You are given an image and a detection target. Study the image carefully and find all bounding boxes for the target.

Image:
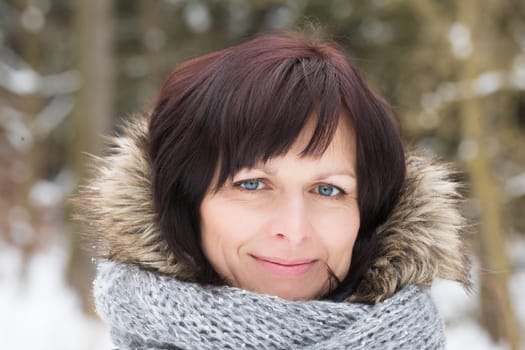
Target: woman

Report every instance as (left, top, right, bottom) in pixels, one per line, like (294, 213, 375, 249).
(77, 31, 471, 349)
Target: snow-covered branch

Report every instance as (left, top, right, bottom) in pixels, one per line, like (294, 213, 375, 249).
(417, 55, 525, 130)
(0, 61, 82, 96)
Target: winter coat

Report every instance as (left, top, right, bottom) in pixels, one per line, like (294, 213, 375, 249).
(75, 114, 472, 348)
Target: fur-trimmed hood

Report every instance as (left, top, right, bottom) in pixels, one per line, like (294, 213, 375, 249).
(75, 114, 471, 304)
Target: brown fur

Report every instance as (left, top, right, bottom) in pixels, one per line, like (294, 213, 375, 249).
(72, 114, 471, 303)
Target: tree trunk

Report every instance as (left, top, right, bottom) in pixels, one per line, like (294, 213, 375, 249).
(456, 1, 520, 348)
(141, 0, 163, 98)
(14, 0, 42, 278)
(67, 0, 115, 317)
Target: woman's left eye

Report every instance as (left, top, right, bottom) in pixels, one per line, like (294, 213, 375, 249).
(314, 184, 342, 197)
(237, 179, 265, 191)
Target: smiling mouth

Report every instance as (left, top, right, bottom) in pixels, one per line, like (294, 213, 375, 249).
(251, 255, 317, 276)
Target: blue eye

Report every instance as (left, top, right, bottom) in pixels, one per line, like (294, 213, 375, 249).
(315, 184, 341, 197)
(239, 179, 264, 191)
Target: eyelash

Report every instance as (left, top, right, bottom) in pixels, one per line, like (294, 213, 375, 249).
(232, 179, 347, 198)
(233, 178, 267, 192)
(313, 184, 346, 198)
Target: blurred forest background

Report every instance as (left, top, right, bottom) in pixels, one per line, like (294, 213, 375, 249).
(1, 0, 525, 349)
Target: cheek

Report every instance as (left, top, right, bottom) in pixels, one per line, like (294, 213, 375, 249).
(201, 199, 266, 244)
(200, 196, 267, 274)
(201, 198, 239, 254)
(313, 207, 360, 276)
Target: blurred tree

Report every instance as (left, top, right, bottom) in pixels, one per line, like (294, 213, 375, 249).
(12, 0, 42, 273)
(71, 0, 525, 339)
(0, 0, 54, 278)
(66, 0, 115, 316)
(1, 0, 524, 345)
(455, 0, 519, 348)
(141, 0, 163, 102)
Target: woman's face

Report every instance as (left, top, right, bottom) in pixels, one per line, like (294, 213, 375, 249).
(200, 118, 360, 300)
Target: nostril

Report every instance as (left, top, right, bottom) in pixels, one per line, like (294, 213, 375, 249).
(275, 232, 286, 238)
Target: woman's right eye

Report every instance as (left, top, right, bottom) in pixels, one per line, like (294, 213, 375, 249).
(236, 179, 265, 191)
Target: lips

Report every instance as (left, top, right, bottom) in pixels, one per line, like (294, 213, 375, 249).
(251, 255, 317, 276)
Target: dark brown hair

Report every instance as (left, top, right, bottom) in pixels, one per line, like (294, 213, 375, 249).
(148, 31, 406, 297)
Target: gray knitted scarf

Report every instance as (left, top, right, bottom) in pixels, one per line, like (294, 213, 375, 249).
(94, 261, 445, 350)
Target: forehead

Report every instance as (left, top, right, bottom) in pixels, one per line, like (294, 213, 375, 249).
(291, 113, 355, 158)
(248, 115, 356, 175)
(211, 55, 351, 188)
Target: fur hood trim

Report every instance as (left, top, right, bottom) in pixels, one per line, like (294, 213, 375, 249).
(74, 114, 471, 304)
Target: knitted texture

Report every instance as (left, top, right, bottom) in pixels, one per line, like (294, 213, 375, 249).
(94, 261, 445, 350)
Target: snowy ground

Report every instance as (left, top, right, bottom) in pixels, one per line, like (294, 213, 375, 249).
(0, 235, 524, 350)
(0, 238, 112, 350)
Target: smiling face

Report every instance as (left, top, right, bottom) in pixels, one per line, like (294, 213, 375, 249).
(200, 117, 360, 300)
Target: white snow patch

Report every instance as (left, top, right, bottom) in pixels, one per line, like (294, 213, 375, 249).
(0, 239, 113, 350)
(506, 171, 525, 198)
(0, 62, 81, 96)
(29, 179, 64, 209)
(183, 2, 211, 33)
(0, 62, 40, 94)
(21, 5, 46, 33)
(472, 71, 503, 96)
(448, 23, 473, 59)
(431, 279, 476, 322)
(31, 95, 75, 139)
(509, 271, 525, 329)
(445, 320, 508, 350)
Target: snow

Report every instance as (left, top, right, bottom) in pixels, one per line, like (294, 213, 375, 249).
(430, 269, 525, 350)
(431, 278, 506, 349)
(29, 180, 64, 209)
(417, 65, 525, 131)
(0, 235, 523, 349)
(448, 23, 473, 59)
(510, 272, 525, 329)
(39, 70, 82, 96)
(0, 106, 34, 151)
(0, 61, 81, 96)
(506, 172, 525, 198)
(183, 2, 211, 33)
(20, 5, 46, 33)
(430, 279, 477, 322)
(30, 95, 75, 139)
(511, 55, 525, 90)
(0, 239, 112, 350)
(472, 71, 504, 96)
(0, 62, 39, 95)
(445, 320, 508, 350)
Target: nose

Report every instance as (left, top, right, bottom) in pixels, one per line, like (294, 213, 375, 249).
(269, 195, 313, 245)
